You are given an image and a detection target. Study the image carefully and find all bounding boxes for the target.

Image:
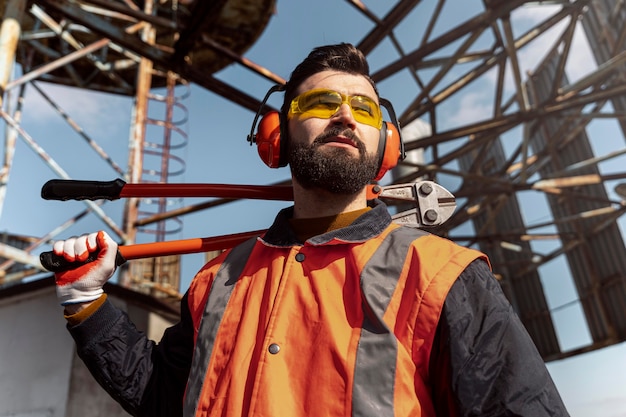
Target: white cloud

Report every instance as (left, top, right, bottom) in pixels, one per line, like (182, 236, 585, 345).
(565, 25, 596, 82)
(448, 91, 493, 127)
(512, 4, 561, 22)
(20, 83, 132, 137)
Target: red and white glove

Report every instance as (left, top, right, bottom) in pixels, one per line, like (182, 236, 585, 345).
(53, 230, 118, 306)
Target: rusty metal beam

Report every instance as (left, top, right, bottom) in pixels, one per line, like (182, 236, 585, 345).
(39, 0, 269, 113)
(370, 0, 534, 82)
(356, 0, 422, 55)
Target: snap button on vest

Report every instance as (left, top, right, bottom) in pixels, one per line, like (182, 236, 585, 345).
(268, 343, 280, 354)
(295, 253, 305, 262)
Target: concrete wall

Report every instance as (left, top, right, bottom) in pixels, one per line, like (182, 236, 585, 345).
(0, 279, 179, 417)
(0, 285, 73, 417)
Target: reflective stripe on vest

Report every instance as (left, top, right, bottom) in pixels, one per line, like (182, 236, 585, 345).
(183, 237, 257, 417)
(353, 226, 427, 417)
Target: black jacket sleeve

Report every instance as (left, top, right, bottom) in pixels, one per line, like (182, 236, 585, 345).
(68, 293, 194, 417)
(430, 259, 570, 417)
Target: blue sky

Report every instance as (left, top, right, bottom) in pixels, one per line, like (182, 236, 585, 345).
(2, 1, 625, 416)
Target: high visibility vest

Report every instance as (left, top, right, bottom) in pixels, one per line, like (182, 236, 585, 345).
(184, 223, 486, 417)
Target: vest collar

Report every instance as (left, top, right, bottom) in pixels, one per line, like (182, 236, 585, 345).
(260, 199, 392, 247)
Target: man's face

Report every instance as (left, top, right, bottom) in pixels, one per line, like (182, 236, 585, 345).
(287, 71, 381, 194)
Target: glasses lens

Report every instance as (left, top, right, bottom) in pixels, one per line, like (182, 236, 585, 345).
(296, 90, 342, 117)
(290, 89, 382, 129)
(349, 96, 381, 127)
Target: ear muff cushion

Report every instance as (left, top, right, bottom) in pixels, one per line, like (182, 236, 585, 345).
(256, 111, 283, 168)
(374, 121, 401, 181)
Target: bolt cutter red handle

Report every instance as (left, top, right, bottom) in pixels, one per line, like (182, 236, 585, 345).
(39, 229, 264, 272)
(41, 178, 295, 201)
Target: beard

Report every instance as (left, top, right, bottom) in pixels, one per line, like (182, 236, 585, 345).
(287, 128, 379, 194)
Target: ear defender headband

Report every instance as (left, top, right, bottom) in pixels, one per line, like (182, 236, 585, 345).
(247, 85, 406, 181)
(247, 84, 288, 169)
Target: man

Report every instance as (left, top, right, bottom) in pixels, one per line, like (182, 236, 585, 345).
(52, 43, 569, 416)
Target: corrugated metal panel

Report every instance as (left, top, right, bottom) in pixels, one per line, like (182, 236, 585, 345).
(527, 49, 626, 344)
(128, 255, 182, 301)
(459, 141, 561, 358)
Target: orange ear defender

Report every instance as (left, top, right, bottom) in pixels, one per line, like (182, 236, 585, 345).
(255, 110, 285, 168)
(374, 97, 406, 181)
(247, 85, 289, 168)
(248, 86, 406, 178)
(374, 122, 400, 181)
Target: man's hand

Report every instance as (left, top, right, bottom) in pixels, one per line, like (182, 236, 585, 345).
(53, 230, 118, 306)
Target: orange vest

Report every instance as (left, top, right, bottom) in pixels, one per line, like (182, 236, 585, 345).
(184, 222, 486, 416)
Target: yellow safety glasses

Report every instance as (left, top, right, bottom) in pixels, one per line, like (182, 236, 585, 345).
(288, 88, 383, 129)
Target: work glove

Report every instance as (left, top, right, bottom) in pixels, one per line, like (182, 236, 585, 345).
(53, 230, 118, 306)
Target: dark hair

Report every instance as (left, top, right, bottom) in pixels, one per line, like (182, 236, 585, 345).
(280, 43, 378, 117)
